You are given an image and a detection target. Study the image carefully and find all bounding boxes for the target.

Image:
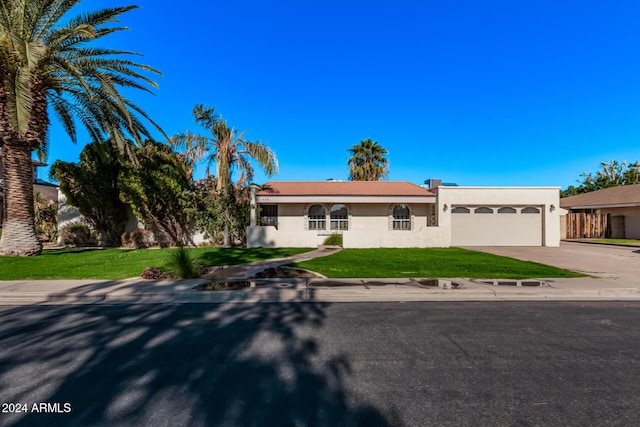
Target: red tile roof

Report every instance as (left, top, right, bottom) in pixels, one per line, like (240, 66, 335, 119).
(560, 184, 640, 208)
(257, 181, 435, 197)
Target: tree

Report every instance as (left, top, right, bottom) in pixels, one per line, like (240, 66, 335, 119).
(0, 1, 161, 256)
(192, 178, 250, 246)
(170, 105, 278, 246)
(561, 160, 640, 197)
(50, 142, 129, 247)
(347, 139, 389, 181)
(118, 141, 195, 246)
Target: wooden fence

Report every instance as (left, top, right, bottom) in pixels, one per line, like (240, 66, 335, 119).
(565, 213, 608, 239)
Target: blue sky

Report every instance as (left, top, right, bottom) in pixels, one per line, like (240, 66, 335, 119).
(44, 0, 640, 188)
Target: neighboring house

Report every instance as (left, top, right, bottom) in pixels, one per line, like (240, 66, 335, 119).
(560, 184, 640, 239)
(247, 181, 560, 248)
(0, 160, 58, 227)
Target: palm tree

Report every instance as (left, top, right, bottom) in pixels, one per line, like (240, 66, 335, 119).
(0, 1, 162, 256)
(347, 139, 389, 181)
(171, 104, 278, 246)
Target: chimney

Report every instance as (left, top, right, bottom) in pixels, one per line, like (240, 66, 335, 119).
(424, 178, 442, 189)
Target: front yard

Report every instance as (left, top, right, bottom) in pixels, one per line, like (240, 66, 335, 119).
(293, 248, 584, 279)
(0, 247, 584, 280)
(0, 247, 311, 280)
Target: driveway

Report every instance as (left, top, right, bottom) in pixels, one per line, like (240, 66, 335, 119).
(469, 242, 640, 285)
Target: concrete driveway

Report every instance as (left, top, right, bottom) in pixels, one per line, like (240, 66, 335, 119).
(469, 242, 640, 285)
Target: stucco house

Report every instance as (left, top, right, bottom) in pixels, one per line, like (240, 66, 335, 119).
(247, 181, 560, 248)
(560, 184, 640, 239)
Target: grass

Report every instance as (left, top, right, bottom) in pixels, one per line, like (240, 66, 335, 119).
(0, 247, 312, 280)
(293, 248, 585, 279)
(576, 238, 640, 247)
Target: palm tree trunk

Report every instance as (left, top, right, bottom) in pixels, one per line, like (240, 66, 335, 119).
(0, 143, 42, 256)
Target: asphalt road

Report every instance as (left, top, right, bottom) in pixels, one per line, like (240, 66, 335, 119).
(1, 301, 640, 427)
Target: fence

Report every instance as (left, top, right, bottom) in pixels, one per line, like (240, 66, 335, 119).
(565, 213, 608, 239)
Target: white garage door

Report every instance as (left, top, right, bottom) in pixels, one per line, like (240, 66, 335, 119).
(451, 206, 542, 246)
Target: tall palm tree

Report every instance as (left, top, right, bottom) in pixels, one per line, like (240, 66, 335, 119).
(171, 104, 278, 246)
(0, 1, 162, 256)
(347, 138, 389, 181)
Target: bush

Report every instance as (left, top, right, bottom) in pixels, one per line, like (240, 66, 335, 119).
(61, 224, 96, 247)
(121, 229, 157, 248)
(140, 266, 168, 280)
(323, 233, 343, 246)
(168, 246, 200, 279)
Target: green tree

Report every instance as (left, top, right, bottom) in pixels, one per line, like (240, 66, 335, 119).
(561, 160, 640, 197)
(170, 104, 278, 246)
(118, 141, 195, 246)
(347, 139, 389, 181)
(50, 142, 129, 247)
(192, 178, 250, 245)
(0, 1, 161, 256)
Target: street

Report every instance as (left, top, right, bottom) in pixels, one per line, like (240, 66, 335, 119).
(1, 301, 640, 426)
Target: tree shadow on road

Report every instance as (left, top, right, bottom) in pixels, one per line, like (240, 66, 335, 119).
(0, 298, 398, 426)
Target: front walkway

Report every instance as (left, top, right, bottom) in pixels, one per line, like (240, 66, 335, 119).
(203, 246, 342, 281)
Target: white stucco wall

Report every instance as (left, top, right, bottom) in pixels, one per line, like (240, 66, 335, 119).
(437, 186, 561, 247)
(600, 206, 640, 239)
(247, 202, 442, 248)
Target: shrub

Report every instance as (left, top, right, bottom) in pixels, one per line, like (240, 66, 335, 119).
(121, 229, 157, 248)
(168, 246, 200, 279)
(323, 233, 343, 246)
(140, 266, 167, 280)
(61, 224, 96, 247)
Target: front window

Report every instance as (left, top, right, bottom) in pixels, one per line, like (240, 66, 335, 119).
(392, 204, 411, 230)
(330, 204, 348, 230)
(308, 204, 326, 230)
(259, 204, 278, 228)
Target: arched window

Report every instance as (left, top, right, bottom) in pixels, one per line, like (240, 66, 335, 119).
(392, 204, 411, 230)
(521, 207, 540, 214)
(474, 207, 494, 214)
(498, 207, 517, 214)
(308, 204, 326, 230)
(451, 207, 470, 214)
(330, 204, 348, 230)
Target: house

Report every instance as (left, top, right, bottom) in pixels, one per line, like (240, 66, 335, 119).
(560, 184, 640, 239)
(0, 159, 58, 227)
(247, 181, 560, 248)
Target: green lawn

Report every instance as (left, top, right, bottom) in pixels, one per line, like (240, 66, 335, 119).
(293, 248, 584, 279)
(0, 247, 312, 280)
(576, 239, 640, 247)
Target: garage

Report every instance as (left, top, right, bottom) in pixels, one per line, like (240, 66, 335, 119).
(450, 206, 543, 246)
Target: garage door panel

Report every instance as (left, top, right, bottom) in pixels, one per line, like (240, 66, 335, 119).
(451, 206, 542, 246)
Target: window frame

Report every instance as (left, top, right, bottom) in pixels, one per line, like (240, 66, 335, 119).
(330, 204, 349, 231)
(259, 204, 278, 228)
(308, 204, 326, 230)
(521, 206, 541, 214)
(451, 206, 470, 214)
(392, 204, 411, 231)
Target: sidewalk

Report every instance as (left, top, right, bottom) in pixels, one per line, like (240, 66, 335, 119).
(1, 275, 639, 305)
(2, 244, 640, 305)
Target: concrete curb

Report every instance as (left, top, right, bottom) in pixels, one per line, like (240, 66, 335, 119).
(2, 276, 640, 305)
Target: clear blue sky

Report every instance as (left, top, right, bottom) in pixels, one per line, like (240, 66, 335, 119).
(44, 0, 640, 188)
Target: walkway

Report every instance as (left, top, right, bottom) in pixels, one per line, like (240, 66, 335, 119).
(203, 246, 341, 280)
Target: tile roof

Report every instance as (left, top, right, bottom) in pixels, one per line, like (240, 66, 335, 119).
(257, 181, 435, 197)
(560, 184, 640, 208)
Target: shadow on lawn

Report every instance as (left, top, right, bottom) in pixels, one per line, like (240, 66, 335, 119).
(198, 247, 310, 267)
(0, 296, 397, 426)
